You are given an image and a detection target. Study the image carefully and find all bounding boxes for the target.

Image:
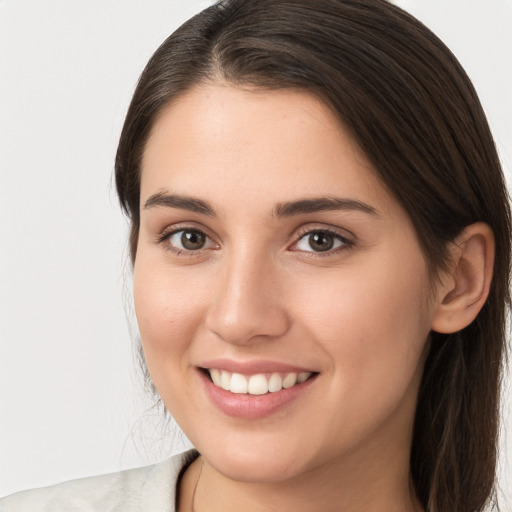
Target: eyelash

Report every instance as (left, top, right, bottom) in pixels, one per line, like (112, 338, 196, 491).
(291, 227, 355, 258)
(156, 226, 354, 257)
(156, 227, 218, 257)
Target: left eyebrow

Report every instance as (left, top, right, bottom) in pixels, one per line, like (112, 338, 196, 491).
(273, 197, 379, 217)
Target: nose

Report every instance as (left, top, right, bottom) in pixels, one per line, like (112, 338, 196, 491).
(204, 250, 290, 345)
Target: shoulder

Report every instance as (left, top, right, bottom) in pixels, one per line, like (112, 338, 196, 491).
(0, 450, 198, 512)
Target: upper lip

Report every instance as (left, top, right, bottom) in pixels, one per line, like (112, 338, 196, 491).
(198, 358, 317, 375)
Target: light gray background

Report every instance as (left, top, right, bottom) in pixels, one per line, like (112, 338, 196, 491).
(1, 0, 511, 505)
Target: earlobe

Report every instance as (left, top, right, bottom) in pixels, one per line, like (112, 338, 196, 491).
(431, 222, 495, 334)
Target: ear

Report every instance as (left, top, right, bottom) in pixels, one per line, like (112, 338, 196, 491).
(431, 222, 495, 334)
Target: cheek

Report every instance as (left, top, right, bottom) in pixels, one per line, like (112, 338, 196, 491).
(296, 252, 432, 389)
(287, 256, 432, 451)
(133, 258, 209, 372)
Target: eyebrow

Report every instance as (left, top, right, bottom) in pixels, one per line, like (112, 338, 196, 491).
(143, 191, 378, 218)
(273, 197, 379, 217)
(144, 191, 216, 217)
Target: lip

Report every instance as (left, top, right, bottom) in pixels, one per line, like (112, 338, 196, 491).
(198, 358, 316, 375)
(198, 366, 318, 420)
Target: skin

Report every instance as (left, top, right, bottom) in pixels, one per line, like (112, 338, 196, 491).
(133, 83, 445, 511)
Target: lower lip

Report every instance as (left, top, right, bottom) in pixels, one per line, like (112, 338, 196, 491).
(199, 370, 317, 419)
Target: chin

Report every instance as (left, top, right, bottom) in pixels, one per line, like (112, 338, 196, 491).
(207, 450, 306, 484)
(192, 429, 321, 484)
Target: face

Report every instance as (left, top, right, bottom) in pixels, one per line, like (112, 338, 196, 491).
(134, 83, 440, 483)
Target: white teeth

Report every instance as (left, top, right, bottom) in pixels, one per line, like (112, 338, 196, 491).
(297, 371, 310, 384)
(230, 373, 248, 394)
(221, 371, 231, 391)
(248, 374, 269, 395)
(208, 369, 313, 395)
(268, 373, 283, 392)
(210, 369, 221, 387)
(282, 373, 297, 388)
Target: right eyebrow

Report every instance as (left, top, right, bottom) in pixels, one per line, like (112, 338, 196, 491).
(143, 191, 216, 217)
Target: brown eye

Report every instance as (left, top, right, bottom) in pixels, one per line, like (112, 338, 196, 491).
(294, 229, 350, 254)
(180, 230, 206, 250)
(307, 232, 334, 252)
(165, 229, 215, 252)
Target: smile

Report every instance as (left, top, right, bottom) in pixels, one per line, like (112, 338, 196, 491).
(200, 367, 319, 419)
(207, 369, 313, 395)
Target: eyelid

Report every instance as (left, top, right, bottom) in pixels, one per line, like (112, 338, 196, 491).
(289, 224, 355, 255)
(154, 222, 354, 257)
(156, 223, 219, 255)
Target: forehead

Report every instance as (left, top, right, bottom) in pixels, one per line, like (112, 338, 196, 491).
(140, 83, 397, 216)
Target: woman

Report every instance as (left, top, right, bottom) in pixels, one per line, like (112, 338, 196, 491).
(2, 0, 509, 511)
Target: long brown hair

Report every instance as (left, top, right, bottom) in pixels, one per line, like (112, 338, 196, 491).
(115, 1, 511, 510)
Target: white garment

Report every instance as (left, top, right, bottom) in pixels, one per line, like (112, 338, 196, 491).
(0, 450, 198, 512)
